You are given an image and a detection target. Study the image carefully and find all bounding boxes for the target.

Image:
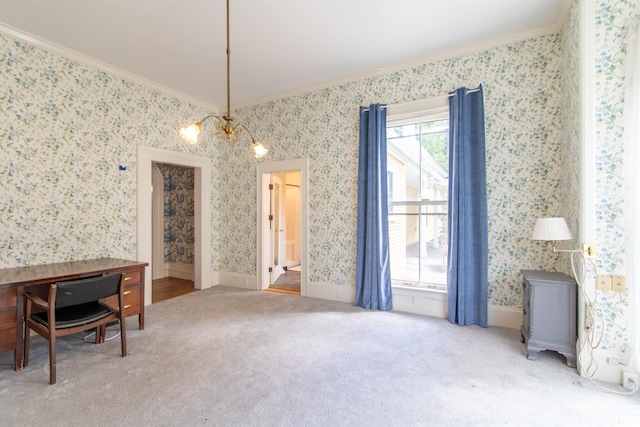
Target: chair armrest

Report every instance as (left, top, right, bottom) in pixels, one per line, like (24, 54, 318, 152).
(24, 292, 49, 309)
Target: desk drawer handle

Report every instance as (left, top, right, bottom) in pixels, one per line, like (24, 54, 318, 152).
(124, 276, 132, 281)
(124, 304, 131, 309)
(124, 291, 132, 295)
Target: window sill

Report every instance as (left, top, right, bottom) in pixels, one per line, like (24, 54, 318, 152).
(392, 284, 446, 296)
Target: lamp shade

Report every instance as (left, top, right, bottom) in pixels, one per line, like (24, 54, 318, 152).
(532, 217, 572, 241)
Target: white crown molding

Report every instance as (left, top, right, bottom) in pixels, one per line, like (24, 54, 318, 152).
(236, 19, 567, 110)
(0, 22, 219, 113)
(2, 1, 571, 113)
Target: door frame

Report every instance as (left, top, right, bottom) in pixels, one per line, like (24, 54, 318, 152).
(151, 163, 165, 280)
(257, 158, 308, 295)
(137, 145, 212, 305)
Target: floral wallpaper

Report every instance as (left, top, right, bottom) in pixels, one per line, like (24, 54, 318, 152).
(592, 0, 639, 353)
(0, 0, 634, 360)
(1, 11, 570, 310)
(0, 33, 219, 269)
(157, 163, 195, 265)
(224, 35, 570, 306)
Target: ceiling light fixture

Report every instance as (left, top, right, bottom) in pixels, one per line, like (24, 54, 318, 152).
(179, 0, 268, 158)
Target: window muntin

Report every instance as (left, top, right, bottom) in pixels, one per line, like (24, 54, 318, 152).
(387, 113, 449, 290)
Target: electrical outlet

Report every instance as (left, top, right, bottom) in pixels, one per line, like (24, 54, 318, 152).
(612, 276, 627, 292)
(596, 275, 611, 291)
(622, 371, 638, 391)
(607, 356, 621, 366)
(582, 243, 597, 258)
(336, 289, 342, 299)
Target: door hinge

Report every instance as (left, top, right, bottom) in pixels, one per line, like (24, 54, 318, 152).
(268, 214, 273, 221)
(268, 267, 273, 273)
(269, 184, 274, 190)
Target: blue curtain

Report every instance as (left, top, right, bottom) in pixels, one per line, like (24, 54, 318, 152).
(355, 104, 393, 311)
(447, 86, 488, 327)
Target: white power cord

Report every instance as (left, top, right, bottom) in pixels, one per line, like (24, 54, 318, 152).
(82, 324, 121, 342)
(570, 251, 638, 395)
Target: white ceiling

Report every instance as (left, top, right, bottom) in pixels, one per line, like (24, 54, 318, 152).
(0, 0, 569, 110)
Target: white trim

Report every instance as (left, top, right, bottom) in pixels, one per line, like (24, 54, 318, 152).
(392, 287, 447, 318)
(387, 96, 450, 125)
(151, 164, 165, 280)
(487, 304, 523, 329)
(1, 10, 570, 112)
(580, 1, 596, 256)
(578, 0, 598, 378)
(164, 262, 195, 281)
(301, 281, 522, 328)
(217, 272, 255, 289)
(137, 145, 212, 306)
(0, 23, 218, 111)
(307, 282, 356, 302)
(257, 159, 309, 295)
(582, 350, 630, 384)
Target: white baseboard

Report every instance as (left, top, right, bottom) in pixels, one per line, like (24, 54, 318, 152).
(487, 304, 522, 329)
(307, 281, 355, 302)
(215, 272, 521, 330)
(217, 271, 257, 290)
(164, 262, 194, 281)
(578, 347, 632, 385)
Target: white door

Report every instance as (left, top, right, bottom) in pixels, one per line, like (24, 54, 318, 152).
(270, 175, 287, 284)
(257, 158, 308, 295)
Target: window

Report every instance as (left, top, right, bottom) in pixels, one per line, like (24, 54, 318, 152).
(387, 107, 449, 291)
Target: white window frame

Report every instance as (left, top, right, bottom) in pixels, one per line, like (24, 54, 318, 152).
(386, 97, 449, 293)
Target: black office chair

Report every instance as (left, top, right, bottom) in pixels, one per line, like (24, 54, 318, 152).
(23, 273, 127, 384)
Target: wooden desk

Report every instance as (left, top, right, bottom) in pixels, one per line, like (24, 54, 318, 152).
(0, 258, 148, 371)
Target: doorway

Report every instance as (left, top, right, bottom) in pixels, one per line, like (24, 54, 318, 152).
(137, 145, 213, 306)
(268, 172, 301, 294)
(151, 162, 197, 303)
(257, 159, 308, 296)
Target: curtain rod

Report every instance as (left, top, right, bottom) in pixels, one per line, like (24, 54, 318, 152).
(361, 105, 387, 112)
(362, 85, 482, 111)
(448, 86, 481, 97)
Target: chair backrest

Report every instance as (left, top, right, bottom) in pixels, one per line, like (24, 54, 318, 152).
(55, 274, 122, 309)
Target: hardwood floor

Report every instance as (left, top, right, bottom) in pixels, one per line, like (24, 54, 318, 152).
(152, 277, 196, 303)
(153, 273, 301, 301)
(268, 270, 301, 295)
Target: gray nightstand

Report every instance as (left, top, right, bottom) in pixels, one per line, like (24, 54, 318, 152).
(520, 270, 577, 368)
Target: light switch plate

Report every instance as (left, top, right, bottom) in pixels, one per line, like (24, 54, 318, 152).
(596, 275, 611, 291)
(612, 276, 627, 292)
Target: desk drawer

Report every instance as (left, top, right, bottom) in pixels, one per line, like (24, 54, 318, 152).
(0, 308, 17, 330)
(0, 328, 17, 353)
(0, 288, 17, 310)
(104, 286, 141, 317)
(121, 270, 141, 285)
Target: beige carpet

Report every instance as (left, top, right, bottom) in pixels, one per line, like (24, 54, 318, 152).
(1, 285, 638, 426)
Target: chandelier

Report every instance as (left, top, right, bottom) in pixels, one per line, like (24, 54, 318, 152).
(179, 0, 268, 158)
